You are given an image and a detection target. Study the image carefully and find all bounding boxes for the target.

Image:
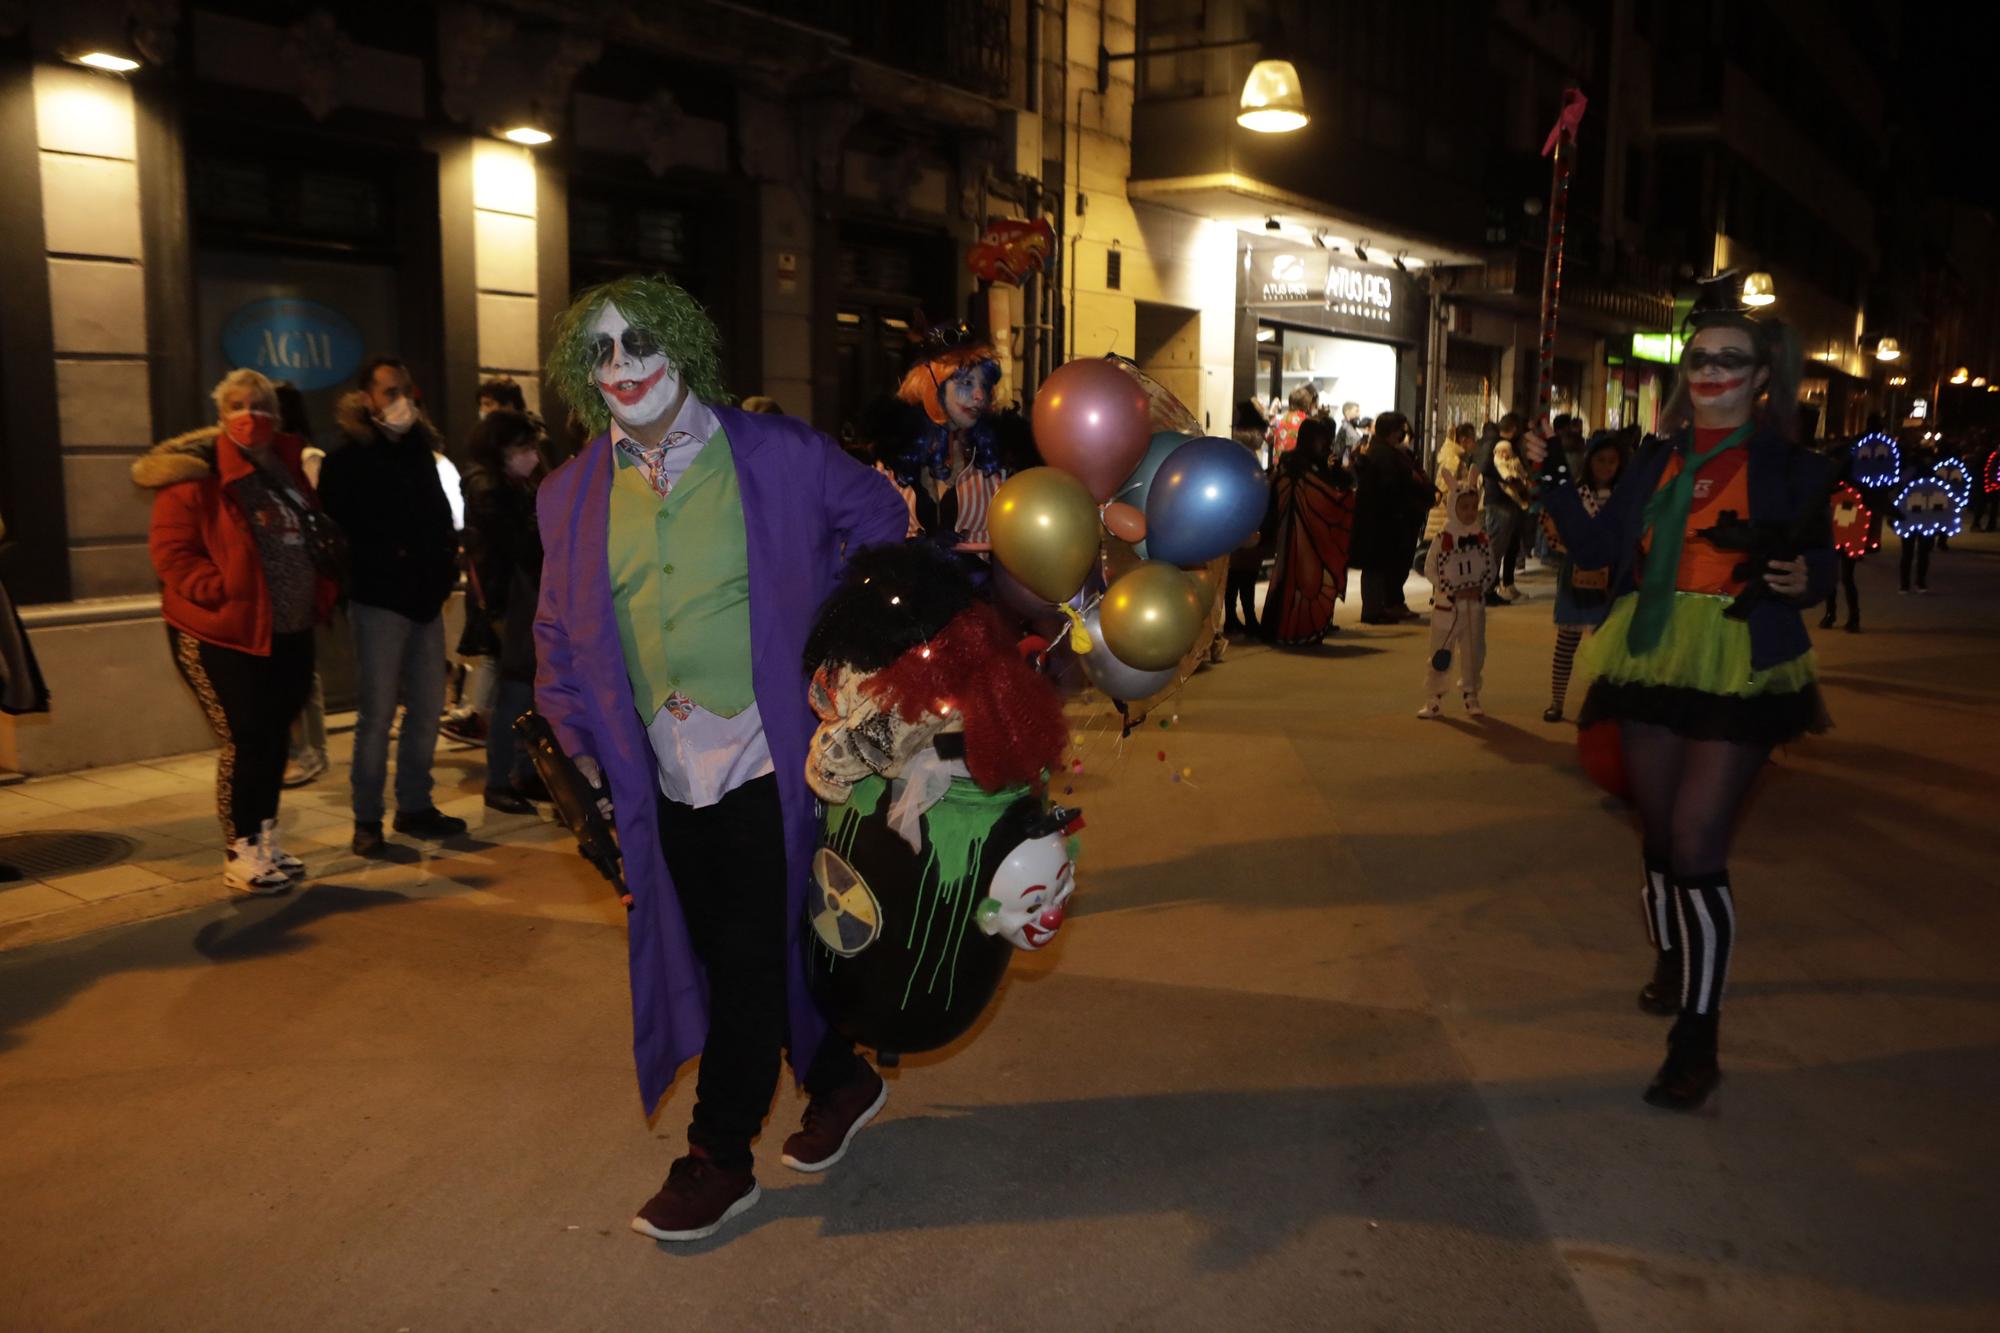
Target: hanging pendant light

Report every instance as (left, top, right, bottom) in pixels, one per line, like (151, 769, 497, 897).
(1238, 60, 1309, 133)
(1741, 271, 1776, 307)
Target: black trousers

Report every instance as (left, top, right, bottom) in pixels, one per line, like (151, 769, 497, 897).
(1223, 567, 1258, 630)
(1359, 566, 1400, 620)
(168, 626, 314, 843)
(1898, 533, 1933, 589)
(1824, 554, 1860, 622)
(658, 774, 860, 1168)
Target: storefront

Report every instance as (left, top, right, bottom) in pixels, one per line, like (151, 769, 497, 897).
(1234, 236, 1424, 424)
(1609, 330, 1688, 435)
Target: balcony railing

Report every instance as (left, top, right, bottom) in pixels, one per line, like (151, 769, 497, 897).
(743, 0, 1011, 100)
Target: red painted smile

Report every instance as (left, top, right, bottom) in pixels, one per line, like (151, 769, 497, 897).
(1690, 376, 1747, 399)
(598, 363, 666, 407)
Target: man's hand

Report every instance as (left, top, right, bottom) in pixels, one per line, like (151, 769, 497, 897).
(1764, 555, 1809, 598)
(1521, 430, 1549, 469)
(574, 755, 614, 821)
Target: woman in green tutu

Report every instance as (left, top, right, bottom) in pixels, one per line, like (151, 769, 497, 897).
(1527, 286, 1833, 1112)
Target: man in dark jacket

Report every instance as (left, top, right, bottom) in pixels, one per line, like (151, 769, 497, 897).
(318, 356, 467, 855)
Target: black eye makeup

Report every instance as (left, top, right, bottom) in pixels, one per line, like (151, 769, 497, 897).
(592, 328, 664, 368)
(1685, 349, 1755, 372)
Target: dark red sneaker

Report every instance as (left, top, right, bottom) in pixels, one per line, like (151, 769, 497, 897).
(630, 1150, 760, 1242)
(781, 1063, 887, 1173)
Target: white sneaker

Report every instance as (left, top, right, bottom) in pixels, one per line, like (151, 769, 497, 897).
(225, 835, 293, 895)
(259, 818, 307, 881)
(1417, 696, 1442, 719)
(282, 749, 328, 788)
(1463, 693, 1486, 717)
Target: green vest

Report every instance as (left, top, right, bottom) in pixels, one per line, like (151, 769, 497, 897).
(607, 427, 756, 719)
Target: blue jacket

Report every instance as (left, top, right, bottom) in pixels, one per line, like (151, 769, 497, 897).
(1541, 424, 1835, 672)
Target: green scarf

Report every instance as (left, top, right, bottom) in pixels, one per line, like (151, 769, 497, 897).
(1626, 422, 1752, 655)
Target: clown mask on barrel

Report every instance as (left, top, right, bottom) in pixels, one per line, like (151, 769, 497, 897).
(801, 542, 1079, 1058)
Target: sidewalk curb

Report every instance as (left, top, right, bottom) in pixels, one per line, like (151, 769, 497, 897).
(0, 875, 232, 953)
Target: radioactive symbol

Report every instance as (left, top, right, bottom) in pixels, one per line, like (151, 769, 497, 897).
(810, 847, 883, 957)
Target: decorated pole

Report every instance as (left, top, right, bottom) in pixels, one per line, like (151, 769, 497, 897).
(1533, 88, 1589, 439)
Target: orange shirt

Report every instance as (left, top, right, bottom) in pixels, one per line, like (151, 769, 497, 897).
(1640, 431, 1753, 595)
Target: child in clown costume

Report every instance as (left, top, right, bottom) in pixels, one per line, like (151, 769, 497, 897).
(1417, 471, 1495, 719)
(532, 274, 909, 1243)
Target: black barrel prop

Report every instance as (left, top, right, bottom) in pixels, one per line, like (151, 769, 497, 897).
(805, 774, 1079, 1060)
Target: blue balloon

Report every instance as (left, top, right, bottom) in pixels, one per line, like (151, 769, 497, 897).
(1143, 437, 1267, 566)
(1112, 431, 1193, 556)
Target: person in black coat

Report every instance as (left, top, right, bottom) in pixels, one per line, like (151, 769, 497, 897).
(317, 356, 465, 854)
(1350, 411, 1430, 623)
(459, 410, 549, 813)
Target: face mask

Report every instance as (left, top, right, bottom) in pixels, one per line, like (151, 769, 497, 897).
(505, 447, 540, 479)
(224, 410, 276, 450)
(377, 395, 417, 437)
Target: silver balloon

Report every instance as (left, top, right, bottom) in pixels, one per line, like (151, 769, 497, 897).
(1077, 604, 1178, 701)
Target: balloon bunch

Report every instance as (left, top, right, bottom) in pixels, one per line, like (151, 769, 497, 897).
(989, 358, 1265, 706)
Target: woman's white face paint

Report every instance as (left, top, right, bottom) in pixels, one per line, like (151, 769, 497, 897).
(592, 302, 684, 436)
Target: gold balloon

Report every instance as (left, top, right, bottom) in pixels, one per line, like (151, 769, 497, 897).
(990, 467, 1101, 604)
(1099, 561, 1205, 670)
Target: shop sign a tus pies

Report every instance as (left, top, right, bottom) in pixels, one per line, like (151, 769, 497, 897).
(1260, 254, 1395, 322)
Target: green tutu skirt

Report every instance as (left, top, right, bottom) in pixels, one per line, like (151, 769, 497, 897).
(1577, 592, 1828, 745)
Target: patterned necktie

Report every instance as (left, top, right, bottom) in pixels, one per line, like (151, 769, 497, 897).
(618, 430, 702, 500)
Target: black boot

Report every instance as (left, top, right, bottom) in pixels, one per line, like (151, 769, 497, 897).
(1644, 1014, 1721, 1111)
(1818, 609, 1836, 629)
(1844, 615, 1860, 634)
(1638, 948, 1680, 1016)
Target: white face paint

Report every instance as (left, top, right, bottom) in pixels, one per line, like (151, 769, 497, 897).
(591, 302, 684, 439)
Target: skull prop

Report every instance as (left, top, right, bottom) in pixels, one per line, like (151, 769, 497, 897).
(803, 542, 1069, 804)
(807, 661, 954, 803)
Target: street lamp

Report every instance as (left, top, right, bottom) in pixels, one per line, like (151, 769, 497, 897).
(63, 48, 141, 73)
(1099, 40, 1309, 134)
(1236, 60, 1309, 133)
(1742, 271, 1776, 307)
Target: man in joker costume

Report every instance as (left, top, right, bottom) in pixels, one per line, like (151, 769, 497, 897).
(533, 275, 908, 1242)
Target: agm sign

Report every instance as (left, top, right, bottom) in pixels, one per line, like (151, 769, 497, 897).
(221, 298, 364, 391)
(1260, 254, 1396, 323)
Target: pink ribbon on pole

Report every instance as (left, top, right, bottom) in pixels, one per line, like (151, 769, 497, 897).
(1541, 88, 1589, 157)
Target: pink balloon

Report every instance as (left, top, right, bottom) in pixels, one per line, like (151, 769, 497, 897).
(1032, 359, 1154, 502)
(1102, 501, 1147, 543)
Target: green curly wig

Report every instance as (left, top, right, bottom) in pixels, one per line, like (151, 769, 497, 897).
(545, 274, 730, 435)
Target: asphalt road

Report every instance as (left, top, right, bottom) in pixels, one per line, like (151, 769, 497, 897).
(3, 535, 1997, 1331)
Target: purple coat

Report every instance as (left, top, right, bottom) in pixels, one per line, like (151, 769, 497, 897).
(533, 407, 909, 1113)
